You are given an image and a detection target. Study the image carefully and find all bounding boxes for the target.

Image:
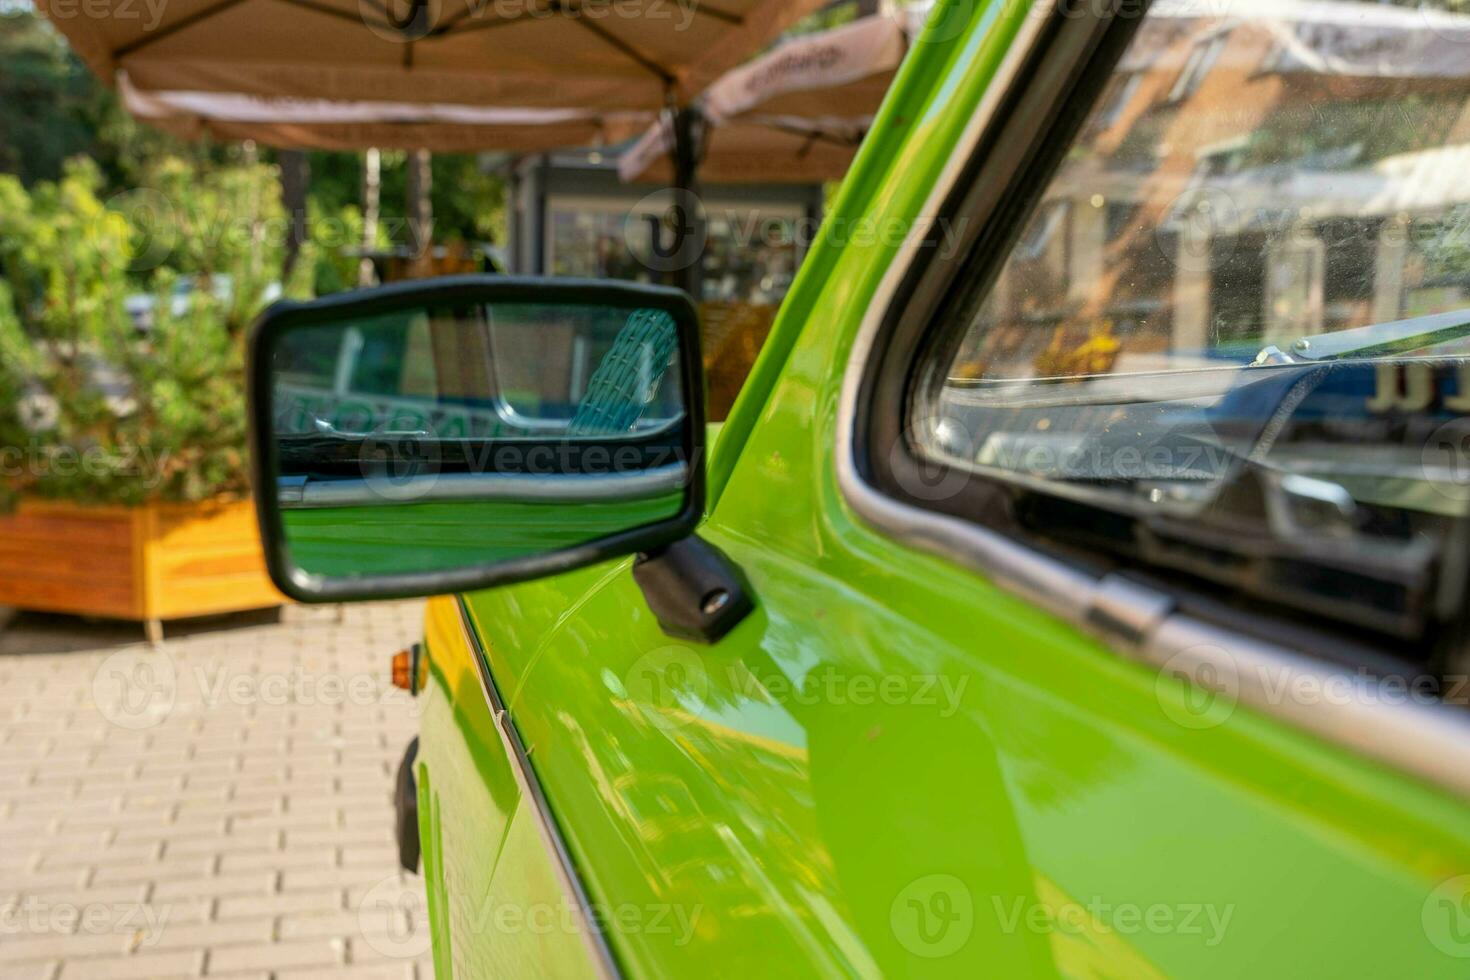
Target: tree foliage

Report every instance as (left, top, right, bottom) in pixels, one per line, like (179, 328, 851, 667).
(0, 158, 314, 506)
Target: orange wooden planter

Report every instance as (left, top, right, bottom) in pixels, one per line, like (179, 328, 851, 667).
(0, 497, 284, 642)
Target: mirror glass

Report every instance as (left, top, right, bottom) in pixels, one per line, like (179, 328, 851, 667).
(264, 297, 691, 584)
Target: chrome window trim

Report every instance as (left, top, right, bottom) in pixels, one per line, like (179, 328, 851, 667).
(833, 1, 1470, 800)
(279, 463, 687, 508)
(453, 596, 622, 978)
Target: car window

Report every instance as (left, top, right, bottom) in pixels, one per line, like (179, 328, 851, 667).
(911, 0, 1470, 643)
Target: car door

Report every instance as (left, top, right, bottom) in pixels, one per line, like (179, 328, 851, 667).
(452, 0, 1470, 976)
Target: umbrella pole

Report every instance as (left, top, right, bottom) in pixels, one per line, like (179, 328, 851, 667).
(670, 106, 706, 301)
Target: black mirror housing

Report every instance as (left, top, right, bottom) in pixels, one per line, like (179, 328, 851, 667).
(247, 275, 705, 603)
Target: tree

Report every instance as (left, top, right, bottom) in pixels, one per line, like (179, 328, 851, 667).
(0, 8, 96, 184)
(0, 157, 315, 506)
(0, 6, 221, 191)
(302, 149, 505, 250)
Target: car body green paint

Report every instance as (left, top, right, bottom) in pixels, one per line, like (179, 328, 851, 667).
(412, 1, 1470, 976)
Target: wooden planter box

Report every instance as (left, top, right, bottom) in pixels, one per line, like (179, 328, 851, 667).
(0, 497, 284, 642)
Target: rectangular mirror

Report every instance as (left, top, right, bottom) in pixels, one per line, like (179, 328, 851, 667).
(248, 277, 704, 601)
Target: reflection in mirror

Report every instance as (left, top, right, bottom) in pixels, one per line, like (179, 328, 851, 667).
(267, 300, 689, 581)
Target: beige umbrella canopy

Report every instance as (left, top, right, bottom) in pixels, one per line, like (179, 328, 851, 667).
(628, 117, 869, 184)
(619, 9, 924, 184)
(40, 0, 825, 110)
(119, 74, 652, 151)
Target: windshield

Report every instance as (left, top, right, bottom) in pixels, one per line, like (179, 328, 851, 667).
(914, 0, 1470, 642)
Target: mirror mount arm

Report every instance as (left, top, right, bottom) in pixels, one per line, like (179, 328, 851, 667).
(632, 535, 753, 644)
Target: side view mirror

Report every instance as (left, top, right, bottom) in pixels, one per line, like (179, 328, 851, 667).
(247, 276, 704, 602)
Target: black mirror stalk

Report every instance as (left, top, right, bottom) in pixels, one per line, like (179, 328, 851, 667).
(633, 535, 754, 644)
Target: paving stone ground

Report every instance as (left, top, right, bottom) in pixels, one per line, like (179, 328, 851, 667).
(0, 601, 434, 980)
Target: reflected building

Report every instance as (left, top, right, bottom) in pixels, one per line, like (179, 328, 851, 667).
(964, 0, 1470, 381)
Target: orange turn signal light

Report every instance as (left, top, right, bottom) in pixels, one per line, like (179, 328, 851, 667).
(391, 644, 426, 695)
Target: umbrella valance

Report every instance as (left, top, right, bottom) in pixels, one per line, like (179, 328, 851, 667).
(41, 0, 825, 109)
(118, 73, 651, 150)
(618, 9, 921, 184)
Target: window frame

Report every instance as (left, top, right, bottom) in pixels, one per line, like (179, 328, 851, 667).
(835, 0, 1470, 798)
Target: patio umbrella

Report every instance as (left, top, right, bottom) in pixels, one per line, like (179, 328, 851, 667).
(618, 8, 924, 184)
(43, 0, 825, 292)
(41, 0, 825, 110)
(119, 73, 652, 152)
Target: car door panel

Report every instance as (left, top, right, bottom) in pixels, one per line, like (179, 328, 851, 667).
(463, 492, 1470, 978)
(418, 595, 601, 979)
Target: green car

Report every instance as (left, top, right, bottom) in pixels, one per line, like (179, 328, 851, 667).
(247, 0, 1470, 975)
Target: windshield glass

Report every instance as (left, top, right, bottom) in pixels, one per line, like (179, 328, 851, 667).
(914, 0, 1470, 640)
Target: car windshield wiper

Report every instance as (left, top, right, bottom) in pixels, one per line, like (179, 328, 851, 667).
(1252, 308, 1470, 366)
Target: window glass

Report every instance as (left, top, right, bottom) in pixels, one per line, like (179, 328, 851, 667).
(913, 0, 1470, 640)
(272, 305, 683, 441)
(547, 195, 802, 420)
(546, 199, 802, 305)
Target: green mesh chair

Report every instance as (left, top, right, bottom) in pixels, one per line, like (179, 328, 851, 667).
(568, 309, 679, 436)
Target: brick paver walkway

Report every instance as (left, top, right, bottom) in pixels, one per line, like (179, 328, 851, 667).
(0, 602, 434, 980)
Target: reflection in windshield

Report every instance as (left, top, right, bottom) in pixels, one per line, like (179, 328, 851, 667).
(919, 0, 1470, 645)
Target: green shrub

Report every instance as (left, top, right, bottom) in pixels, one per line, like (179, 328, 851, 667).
(0, 156, 318, 508)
